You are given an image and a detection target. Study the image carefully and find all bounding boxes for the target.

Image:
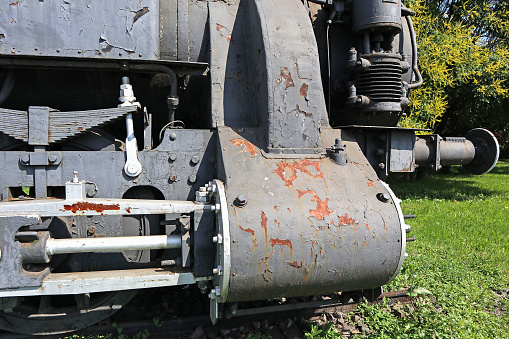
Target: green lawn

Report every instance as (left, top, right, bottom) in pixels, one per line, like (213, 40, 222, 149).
(359, 160, 509, 338)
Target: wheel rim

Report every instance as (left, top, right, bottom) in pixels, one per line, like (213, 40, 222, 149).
(0, 290, 138, 335)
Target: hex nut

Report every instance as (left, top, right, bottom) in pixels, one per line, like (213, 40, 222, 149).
(234, 194, 248, 207)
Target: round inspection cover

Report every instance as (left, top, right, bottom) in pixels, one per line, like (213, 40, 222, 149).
(463, 128, 499, 175)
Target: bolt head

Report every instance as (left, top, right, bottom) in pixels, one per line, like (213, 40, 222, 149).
(191, 155, 200, 164)
(20, 154, 30, 163)
(169, 154, 177, 161)
(234, 194, 247, 207)
(189, 174, 197, 183)
(377, 192, 390, 203)
(48, 154, 57, 162)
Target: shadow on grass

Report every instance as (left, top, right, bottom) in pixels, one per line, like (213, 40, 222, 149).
(388, 176, 494, 200)
(386, 160, 509, 201)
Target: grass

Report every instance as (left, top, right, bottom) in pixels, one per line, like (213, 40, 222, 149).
(348, 160, 509, 338)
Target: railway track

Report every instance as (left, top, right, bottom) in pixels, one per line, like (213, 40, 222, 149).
(0, 289, 411, 338)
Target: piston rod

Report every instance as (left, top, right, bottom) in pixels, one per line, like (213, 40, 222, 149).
(46, 235, 181, 255)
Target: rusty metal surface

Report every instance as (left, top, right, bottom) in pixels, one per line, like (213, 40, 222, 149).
(217, 127, 404, 303)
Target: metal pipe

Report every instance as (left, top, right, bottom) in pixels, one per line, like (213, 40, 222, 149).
(405, 16, 423, 89)
(46, 235, 181, 255)
(129, 64, 179, 122)
(415, 137, 475, 167)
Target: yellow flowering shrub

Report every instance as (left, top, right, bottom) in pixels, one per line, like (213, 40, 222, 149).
(400, 0, 509, 135)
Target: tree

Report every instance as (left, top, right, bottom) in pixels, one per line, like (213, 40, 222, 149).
(400, 0, 509, 154)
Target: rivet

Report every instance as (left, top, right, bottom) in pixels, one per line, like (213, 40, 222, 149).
(169, 133, 177, 141)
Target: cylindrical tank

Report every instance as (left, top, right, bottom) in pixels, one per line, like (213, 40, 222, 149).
(352, 0, 402, 33)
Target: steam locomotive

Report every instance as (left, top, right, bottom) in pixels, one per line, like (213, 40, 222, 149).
(0, 0, 498, 334)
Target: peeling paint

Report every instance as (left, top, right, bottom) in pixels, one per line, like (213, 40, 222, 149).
(274, 159, 323, 187)
(230, 138, 257, 158)
(270, 238, 292, 249)
(133, 7, 149, 24)
(295, 104, 312, 117)
(338, 213, 355, 226)
(288, 260, 304, 268)
(278, 67, 295, 89)
(300, 83, 308, 97)
(297, 190, 332, 220)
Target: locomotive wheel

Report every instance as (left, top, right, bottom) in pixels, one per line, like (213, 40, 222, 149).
(0, 129, 137, 335)
(0, 291, 138, 335)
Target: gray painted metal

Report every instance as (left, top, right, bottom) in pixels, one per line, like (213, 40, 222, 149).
(245, 0, 327, 153)
(352, 0, 402, 33)
(0, 215, 49, 289)
(0, 268, 209, 298)
(215, 127, 404, 303)
(0, 0, 160, 60)
(45, 235, 182, 255)
(0, 198, 214, 217)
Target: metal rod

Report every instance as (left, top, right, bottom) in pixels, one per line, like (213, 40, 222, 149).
(46, 235, 181, 255)
(0, 198, 215, 217)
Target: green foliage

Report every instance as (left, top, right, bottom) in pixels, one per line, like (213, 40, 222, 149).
(305, 161, 509, 338)
(400, 1, 509, 153)
(304, 323, 342, 339)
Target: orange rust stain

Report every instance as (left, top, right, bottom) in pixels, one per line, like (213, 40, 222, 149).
(304, 268, 310, 284)
(338, 213, 355, 225)
(270, 238, 292, 249)
(238, 225, 255, 235)
(77, 127, 84, 132)
(225, 35, 232, 42)
(62, 202, 120, 214)
(274, 159, 323, 187)
(230, 138, 257, 158)
(261, 211, 268, 244)
(366, 224, 370, 231)
(9, 2, 19, 5)
(287, 208, 292, 213)
(216, 23, 224, 30)
(288, 260, 304, 268)
(296, 190, 332, 220)
(125, 207, 132, 213)
(368, 179, 374, 187)
(300, 83, 308, 98)
(279, 67, 295, 89)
